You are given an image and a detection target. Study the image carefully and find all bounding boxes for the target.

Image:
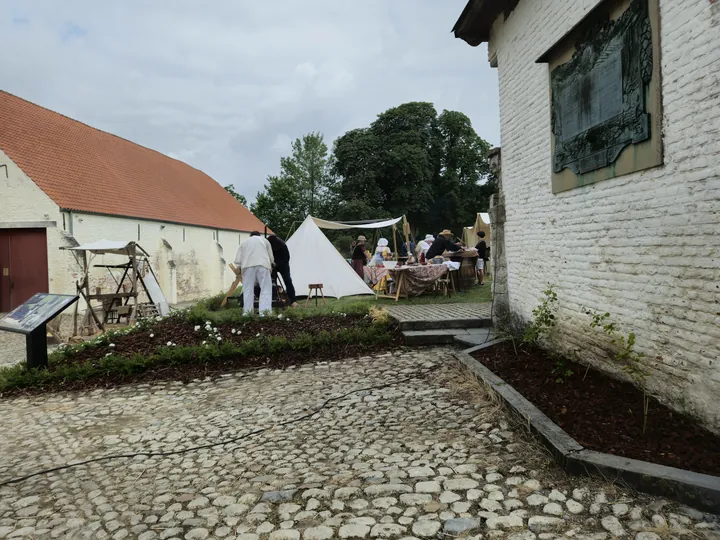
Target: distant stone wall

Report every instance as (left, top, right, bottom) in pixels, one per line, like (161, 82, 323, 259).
(486, 0, 720, 429)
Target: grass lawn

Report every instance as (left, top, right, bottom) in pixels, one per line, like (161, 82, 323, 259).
(295, 278, 492, 313)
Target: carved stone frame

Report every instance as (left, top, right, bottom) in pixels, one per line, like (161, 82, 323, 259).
(539, 0, 663, 194)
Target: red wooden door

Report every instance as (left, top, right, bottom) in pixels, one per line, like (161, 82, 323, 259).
(0, 231, 10, 312)
(0, 229, 49, 312)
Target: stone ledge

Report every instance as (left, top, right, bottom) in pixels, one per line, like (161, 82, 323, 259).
(453, 344, 720, 513)
(399, 318, 492, 331)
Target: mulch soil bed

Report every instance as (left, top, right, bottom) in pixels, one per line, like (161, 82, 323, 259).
(4, 316, 403, 397)
(472, 341, 720, 477)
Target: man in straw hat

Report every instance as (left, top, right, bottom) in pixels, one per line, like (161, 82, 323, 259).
(351, 235, 368, 279)
(426, 229, 462, 260)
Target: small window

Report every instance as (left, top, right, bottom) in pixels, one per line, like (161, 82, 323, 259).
(239, 234, 242, 245)
(213, 230, 216, 240)
(183, 228, 186, 242)
(62, 213, 66, 230)
(137, 224, 141, 241)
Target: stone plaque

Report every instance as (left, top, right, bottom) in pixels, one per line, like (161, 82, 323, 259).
(551, 0, 654, 176)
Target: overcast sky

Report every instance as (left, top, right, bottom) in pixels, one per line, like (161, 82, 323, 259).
(1, 1, 499, 203)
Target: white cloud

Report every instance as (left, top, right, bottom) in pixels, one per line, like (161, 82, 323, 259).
(0, 0, 499, 203)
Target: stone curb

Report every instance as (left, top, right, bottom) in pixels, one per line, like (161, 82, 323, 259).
(399, 318, 492, 332)
(453, 344, 720, 513)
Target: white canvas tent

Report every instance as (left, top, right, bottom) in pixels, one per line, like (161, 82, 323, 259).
(286, 217, 375, 298)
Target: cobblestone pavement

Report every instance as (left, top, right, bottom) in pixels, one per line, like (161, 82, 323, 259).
(0, 325, 59, 368)
(0, 349, 717, 540)
(386, 304, 491, 324)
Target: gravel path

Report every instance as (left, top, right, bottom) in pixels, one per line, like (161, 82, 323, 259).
(0, 348, 717, 539)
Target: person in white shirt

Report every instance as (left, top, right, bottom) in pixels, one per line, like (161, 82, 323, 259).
(234, 231, 275, 315)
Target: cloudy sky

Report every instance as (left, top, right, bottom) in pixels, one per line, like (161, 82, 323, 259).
(1, 1, 499, 202)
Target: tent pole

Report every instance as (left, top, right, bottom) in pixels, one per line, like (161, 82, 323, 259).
(392, 224, 399, 261)
(402, 216, 411, 258)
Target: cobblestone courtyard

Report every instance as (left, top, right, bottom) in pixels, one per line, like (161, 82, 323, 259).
(0, 349, 717, 540)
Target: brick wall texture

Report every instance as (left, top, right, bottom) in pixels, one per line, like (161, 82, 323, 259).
(488, 0, 720, 429)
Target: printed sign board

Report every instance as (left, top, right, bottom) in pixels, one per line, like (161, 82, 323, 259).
(0, 293, 78, 335)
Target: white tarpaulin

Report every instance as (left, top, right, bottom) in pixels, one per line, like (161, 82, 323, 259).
(138, 260, 170, 316)
(311, 216, 403, 230)
(287, 216, 374, 298)
(65, 240, 138, 255)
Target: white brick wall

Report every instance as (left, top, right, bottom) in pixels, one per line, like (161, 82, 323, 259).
(1, 150, 252, 308)
(488, 0, 720, 429)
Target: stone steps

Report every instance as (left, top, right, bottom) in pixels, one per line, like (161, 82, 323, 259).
(403, 327, 495, 347)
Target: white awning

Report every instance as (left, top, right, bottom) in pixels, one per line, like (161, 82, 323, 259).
(311, 216, 403, 230)
(65, 240, 138, 255)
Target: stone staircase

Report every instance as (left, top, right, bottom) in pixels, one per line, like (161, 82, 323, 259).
(386, 303, 494, 348)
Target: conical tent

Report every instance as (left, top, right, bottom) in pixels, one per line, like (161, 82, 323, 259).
(286, 216, 374, 298)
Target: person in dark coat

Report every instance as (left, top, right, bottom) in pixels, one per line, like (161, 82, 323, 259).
(426, 229, 462, 260)
(351, 235, 368, 280)
(267, 234, 297, 307)
(475, 230, 488, 285)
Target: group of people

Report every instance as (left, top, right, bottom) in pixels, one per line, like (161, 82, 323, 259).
(233, 232, 298, 315)
(350, 229, 489, 286)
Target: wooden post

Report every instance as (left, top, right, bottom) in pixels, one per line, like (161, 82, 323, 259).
(392, 224, 399, 261)
(402, 215, 411, 258)
(129, 246, 139, 323)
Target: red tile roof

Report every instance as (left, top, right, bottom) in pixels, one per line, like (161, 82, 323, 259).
(0, 91, 267, 233)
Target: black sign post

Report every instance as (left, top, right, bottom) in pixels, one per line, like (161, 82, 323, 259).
(0, 293, 79, 369)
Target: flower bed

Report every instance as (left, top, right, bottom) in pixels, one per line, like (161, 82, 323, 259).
(471, 341, 720, 477)
(0, 306, 402, 396)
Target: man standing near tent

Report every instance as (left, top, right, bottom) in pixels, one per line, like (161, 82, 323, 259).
(475, 230, 488, 286)
(267, 234, 298, 308)
(235, 231, 274, 315)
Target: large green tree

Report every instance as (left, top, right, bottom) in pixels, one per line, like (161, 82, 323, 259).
(251, 132, 335, 237)
(331, 102, 494, 238)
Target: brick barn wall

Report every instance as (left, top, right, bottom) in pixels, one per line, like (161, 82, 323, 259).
(486, 0, 720, 429)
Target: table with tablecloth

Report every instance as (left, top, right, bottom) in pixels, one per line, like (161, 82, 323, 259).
(364, 266, 389, 286)
(386, 264, 451, 299)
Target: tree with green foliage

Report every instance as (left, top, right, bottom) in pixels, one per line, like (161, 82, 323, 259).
(223, 185, 247, 206)
(331, 102, 494, 238)
(251, 132, 335, 238)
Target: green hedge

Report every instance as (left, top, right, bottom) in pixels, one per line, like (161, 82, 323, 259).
(0, 319, 394, 394)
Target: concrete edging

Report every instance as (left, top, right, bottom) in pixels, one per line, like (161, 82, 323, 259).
(454, 343, 720, 513)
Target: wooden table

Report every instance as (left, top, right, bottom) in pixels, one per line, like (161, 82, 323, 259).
(377, 265, 453, 301)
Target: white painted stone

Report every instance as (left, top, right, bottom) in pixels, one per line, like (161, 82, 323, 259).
(443, 478, 479, 491)
(528, 516, 564, 532)
(543, 503, 564, 516)
(415, 482, 441, 493)
(407, 467, 435, 478)
(270, 531, 300, 540)
(335, 488, 361, 500)
(400, 494, 432, 506)
(566, 500, 584, 515)
(612, 504, 629, 517)
(411, 520, 441, 538)
(365, 484, 411, 496)
(527, 494, 549, 507)
(370, 524, 406, 538)
(601, 516, 625, 537)
(439, 492, 461, 504)
(487, 515, 524, 530)
(549, 490, 566, 502)
(635, 534, 660, 540)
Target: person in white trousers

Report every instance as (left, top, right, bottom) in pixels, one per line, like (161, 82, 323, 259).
(234, 231, 275, 315)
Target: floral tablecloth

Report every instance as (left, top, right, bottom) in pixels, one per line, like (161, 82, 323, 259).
(364, 266, 389, 285)
(389, 265, 448, 297)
